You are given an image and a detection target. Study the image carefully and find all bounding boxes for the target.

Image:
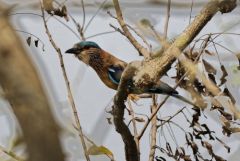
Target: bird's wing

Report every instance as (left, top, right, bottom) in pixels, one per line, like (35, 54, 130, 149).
(148, 80, 178, 95)
(107, 65, 124, 85)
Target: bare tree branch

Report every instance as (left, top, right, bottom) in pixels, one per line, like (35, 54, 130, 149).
(0, 4, 65, 161)
(127, 99, 140, 156)
(112, 63, 140, 161)
(40, 1, 90, 161)
(148, 103, 158, 161)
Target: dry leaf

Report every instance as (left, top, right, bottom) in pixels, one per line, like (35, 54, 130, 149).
(219, 109, 233, 121)
(155, 156, 166, 161)
(220, 116, 232, 136)
(43, 0, 54, 12)
(139, 18, 151, 28)
(52, 5, 69, 21)
(220, 116, 230, 127)
(229, 127, 240, 133)
(219, 65, 228, 86)
(211, 98, 224, 111)
(204, 49, 215, 56)
(223, 88, 236, 104)
(214, 155, 226, 161)
(61, 5, 69, 21)
(202, 59, 216, 74)
(193, 80, 205, 94)
(208, 74, 217, 85)
(34, 40, 39, 47)
(228, 101, 240, 119)
(26, 36, 31, 46)
(190, 142, 198, 155)
(134, 117, 145, 122)
(201, 141, 213, 155)
(106, 117, 112, 124)
(166, 143, 173, 155)
(216, 137, 230, 153)
(186, 85, 207, 109)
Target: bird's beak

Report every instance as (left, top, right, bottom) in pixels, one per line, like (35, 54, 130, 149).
(65, 48, 79, 54)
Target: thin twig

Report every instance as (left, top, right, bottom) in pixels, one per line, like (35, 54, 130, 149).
(108, 11, 152, 51)
(109, 23, 125, 35)
(127, 99, 140, 155)
(126, 25, 152, 53)
(10, 12, 81, 40)
(14, 29, 45, 50)
(81, 0, 86, 31)
(86, 30, 117, 39)
(149, 25, 170, 52)
(157, 107, 186, 128)
(40, 2, 90, 161)
(189, 0, 194, 25)
(127, 100, 138, 136)
(0, 145, 25, 161)
(84, 0, 108, 32)
(163, 0, 171, 39)
(165, 123, 178, 147)
(47, 0, 85, 40)
(148, 96, 158, 161)
(69, 14, 86, 40)
(112, 0, 150, 58)
(53, 16, 81, 40)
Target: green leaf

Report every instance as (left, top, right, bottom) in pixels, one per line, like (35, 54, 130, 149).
(87, 145, 113, 158)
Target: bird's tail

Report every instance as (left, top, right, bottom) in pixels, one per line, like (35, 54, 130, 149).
(171, 94, 198, 108)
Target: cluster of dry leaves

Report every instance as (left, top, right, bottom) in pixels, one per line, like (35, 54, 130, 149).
(151, 35, 240, 161)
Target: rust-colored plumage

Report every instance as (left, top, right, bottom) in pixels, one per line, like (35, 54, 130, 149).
(81, 48, 127, 90)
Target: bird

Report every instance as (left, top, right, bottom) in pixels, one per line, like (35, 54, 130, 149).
(65, 41, 197, 107)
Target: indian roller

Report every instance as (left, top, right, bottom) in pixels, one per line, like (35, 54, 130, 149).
(65, 41, 197, 107)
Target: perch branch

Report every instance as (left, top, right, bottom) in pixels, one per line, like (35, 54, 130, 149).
(112, 63, 140, 161)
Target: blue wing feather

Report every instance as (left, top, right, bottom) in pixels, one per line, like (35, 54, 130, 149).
(108, 65, 123, 85)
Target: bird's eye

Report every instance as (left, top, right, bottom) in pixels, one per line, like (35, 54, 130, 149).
(78, 47, 84, 51)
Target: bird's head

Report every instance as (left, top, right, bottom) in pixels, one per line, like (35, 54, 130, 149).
(65, 41, 101, 64)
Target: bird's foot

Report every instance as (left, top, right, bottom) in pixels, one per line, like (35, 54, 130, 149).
(128, 94, 140, 103)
